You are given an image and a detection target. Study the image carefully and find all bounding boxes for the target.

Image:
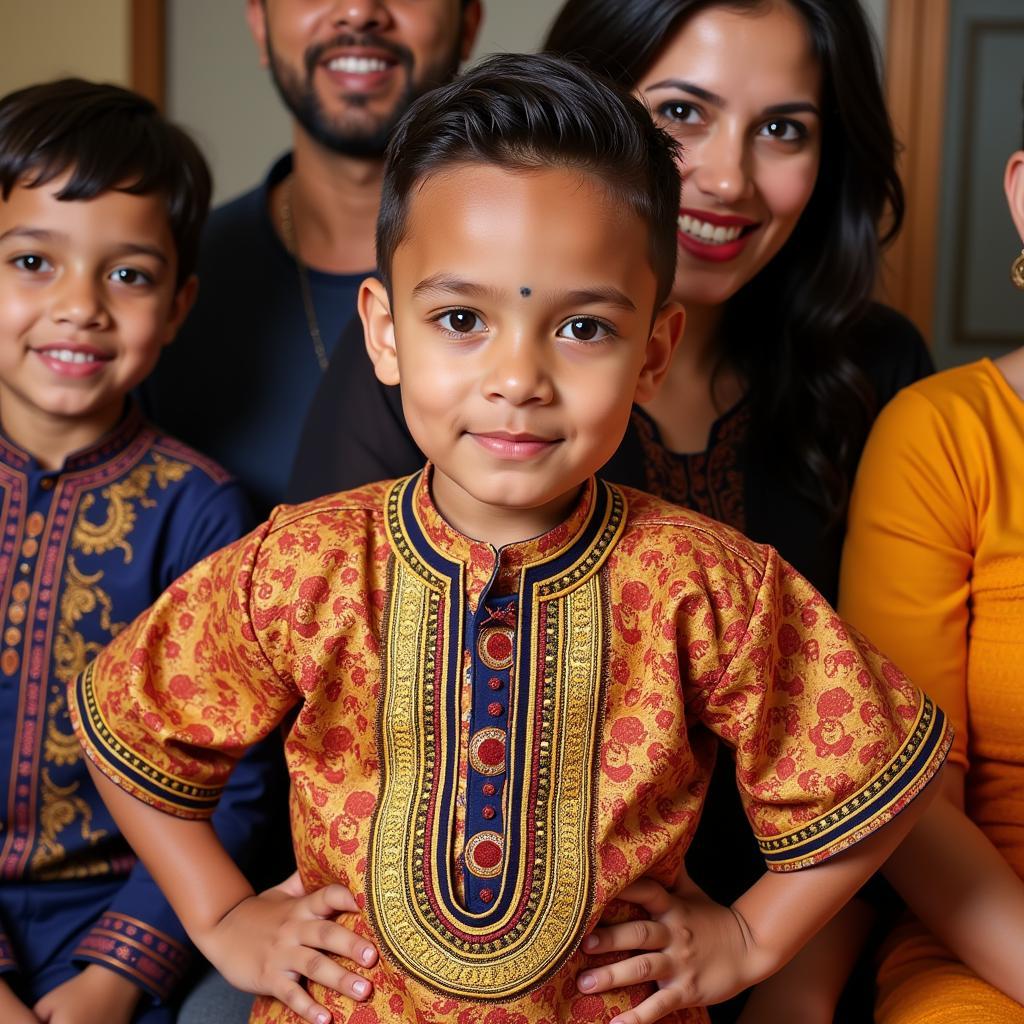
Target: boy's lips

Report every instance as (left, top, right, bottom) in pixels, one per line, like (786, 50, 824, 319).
(32, 343, 112, 378)
(677, 207, 761, 263)
(469, 432, 561, 460)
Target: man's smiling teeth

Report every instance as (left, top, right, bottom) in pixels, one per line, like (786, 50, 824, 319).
(677, 214, 744, 245)
(45, 349, 99, 364)
(327, 56, 391, 74)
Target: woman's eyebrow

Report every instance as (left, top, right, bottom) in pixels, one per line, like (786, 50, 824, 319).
(645, 79, 724, 107)
(644, 80, 820, 118)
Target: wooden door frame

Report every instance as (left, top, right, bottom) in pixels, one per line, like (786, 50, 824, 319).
(882, 0, 950, 343)
(131, 0, 166, 109)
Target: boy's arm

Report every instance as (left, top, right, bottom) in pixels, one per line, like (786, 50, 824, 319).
(576, 771, 938, 1022)
(85, 761, 378, 1024)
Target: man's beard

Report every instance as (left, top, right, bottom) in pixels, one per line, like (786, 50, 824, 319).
(266, 29, 462, 158)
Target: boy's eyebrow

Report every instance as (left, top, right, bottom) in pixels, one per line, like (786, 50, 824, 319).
(644, 79, 820, 117)
(413, 274, 636, 311)
(0, 227, 169, 263)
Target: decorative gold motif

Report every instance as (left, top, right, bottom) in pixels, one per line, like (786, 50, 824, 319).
(468, 727, 507, 776)
(368, 475, 623, 1001)
(464, 831, 504, 878)
(477, 626, 514, 670)
(73, 454, 191, 563)
(30, 767, 107, 877)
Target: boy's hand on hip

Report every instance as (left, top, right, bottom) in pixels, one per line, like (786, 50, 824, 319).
(575, 871, 769, 1024)
(202, 875, 378, 1024)
(33, 965, 141, 1024)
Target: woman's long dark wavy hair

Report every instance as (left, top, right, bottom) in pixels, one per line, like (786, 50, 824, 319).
(545, 0, 903, 522)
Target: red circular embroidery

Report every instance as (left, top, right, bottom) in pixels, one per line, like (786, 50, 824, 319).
(480, 888, 494, 903)
(469, 728, 506, 775)
(488, 702, 503, 717)
(482, 783, 496, 796)
(464, 831, 504, 877)
(482, 805, 496, 819)
(488, 677, 503, 691)
(478, 626, 514, 670)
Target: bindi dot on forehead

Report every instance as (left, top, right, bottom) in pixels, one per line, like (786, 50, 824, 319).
(519, 286, 532, 298)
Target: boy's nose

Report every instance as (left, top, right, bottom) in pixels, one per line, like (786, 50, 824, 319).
(482, 335, 555, 406)
(51, 273, 109, 330)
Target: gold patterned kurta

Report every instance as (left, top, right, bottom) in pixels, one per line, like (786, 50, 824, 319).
(72, 469, 949, 1023)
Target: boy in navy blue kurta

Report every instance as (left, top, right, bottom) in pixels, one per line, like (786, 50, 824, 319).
(0, 80, 275, 1023)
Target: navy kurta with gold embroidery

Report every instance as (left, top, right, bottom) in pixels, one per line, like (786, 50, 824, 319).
(0, 404, 262, 1004)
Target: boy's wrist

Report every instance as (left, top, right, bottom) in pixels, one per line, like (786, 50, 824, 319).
(78, 964, 145, 1010)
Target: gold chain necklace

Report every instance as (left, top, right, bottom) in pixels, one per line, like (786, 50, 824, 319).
(280, 178, 330, 372)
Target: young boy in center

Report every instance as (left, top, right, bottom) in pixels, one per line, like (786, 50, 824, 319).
(0, 80, 278, 1023)
(72, 55, 949, 1024)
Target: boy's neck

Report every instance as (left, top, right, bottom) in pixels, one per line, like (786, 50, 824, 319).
(431, 471, 584, 551)
(0, 394, 124, 471)
(272, 128, 384, 276)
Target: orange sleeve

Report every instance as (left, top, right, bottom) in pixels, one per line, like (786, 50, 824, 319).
(70, 521, 301, 819)
(839, 386, 975, 771)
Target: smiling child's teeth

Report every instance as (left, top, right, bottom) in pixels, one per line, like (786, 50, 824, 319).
(48, 349, 97, 363)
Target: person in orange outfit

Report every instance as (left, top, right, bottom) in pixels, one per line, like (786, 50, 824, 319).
(72, 56, 946, 1024)
(839, 103, 1024, 1021)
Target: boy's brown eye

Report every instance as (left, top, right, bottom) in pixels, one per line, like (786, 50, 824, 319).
(438, 309, 483, 334)
(557, 318, 610, 343)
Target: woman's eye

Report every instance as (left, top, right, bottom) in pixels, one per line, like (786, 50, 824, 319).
(657, 101, 702, 125)
(13, 255, 51, 273)
(437, 309, 484, 334)
(557, 318, 611, 343)
(110, 267, 151, 286)
(759, 119, 806, 142)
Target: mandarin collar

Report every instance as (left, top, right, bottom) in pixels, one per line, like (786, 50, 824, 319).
(0, 400, 146, 476)
(397, 465, 599, 609)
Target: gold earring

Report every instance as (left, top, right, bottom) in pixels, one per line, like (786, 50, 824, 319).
(1013, 249, 1024, 290)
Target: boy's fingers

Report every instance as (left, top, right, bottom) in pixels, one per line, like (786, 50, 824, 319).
(276, 979, 333, 1024)
(275, 870, 307, 898)
(304, 884, 359, 917)
(285, 948, 373, 1002)
(616, 880, 674, 916)
(577, 952, 672, 996)
(296, 919, 377, 968)
(583, 919, 671, 954)
(610, 987, 686, 1024)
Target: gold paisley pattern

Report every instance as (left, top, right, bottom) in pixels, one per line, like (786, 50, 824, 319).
(30, 767, 107, 878)
(73, 454, 191, 563)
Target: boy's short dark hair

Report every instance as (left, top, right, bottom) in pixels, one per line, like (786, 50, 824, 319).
(377, 53, 680, 308)
(0, 79, 211, 285)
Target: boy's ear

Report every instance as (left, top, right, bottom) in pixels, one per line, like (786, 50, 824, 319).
(245, 0, 270, 68)
(634, 301, 685, 404)
(163, 275, 199, 346)
(360, 277, 401, 386)
(1005, 150, 1024, 243)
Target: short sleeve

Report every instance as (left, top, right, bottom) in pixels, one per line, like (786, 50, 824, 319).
(70, 522, 300, 819)
(695, 547, 950, 872)
(167, 479, 255, 585)
(839, 388, 974, 771)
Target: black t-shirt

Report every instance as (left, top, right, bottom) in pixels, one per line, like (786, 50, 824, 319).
(140, 155, 368, 517)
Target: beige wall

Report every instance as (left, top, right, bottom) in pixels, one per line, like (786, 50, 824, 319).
(0, 0, 131, 98)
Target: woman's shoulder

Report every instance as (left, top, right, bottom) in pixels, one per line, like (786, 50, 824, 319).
(893, 358, 1018, 426)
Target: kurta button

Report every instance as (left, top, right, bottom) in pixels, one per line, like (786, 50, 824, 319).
(7, 604, 25, 625)
(482, 805, 496, 820)
(479, 888, 494, 903)
(39, 478, 54, 491)
(487, 702, 503, 717)
(25, 512, 44, 537)
(4, 627, 20, 646)
(482, 783, 496, 797)
(20, 539, 38, 558)
(1, 649, 19, 675)
(19, 564, 30, 575)
(12, 582, 29, 602)
(488, 677, 502, 691)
